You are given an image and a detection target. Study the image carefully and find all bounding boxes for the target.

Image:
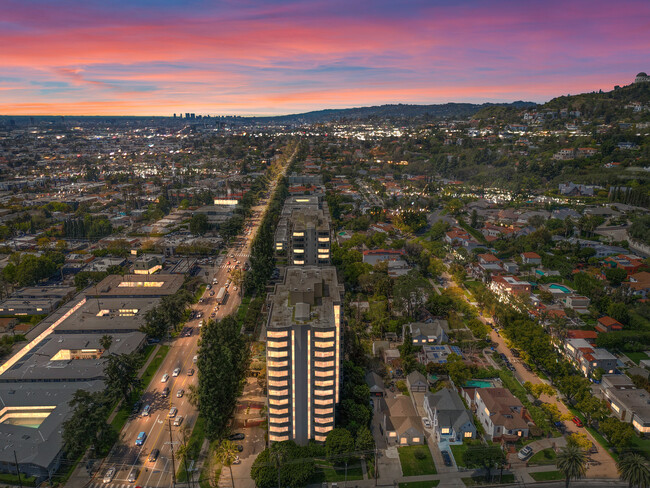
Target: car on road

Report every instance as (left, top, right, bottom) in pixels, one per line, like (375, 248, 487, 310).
(161, 373, 169, 383)
(518, 446, 534, 460)
(128, 468, 139, 483)
(441, 451, 453, 467)
(162, 387, 170, 398)
(141, 404, 151, 417)
(177, 389, 184, 398)
(102, 467, 116, 483)
(148, 449, 160, 462)
(193, 355, 198, 363)
(168, 407, 178, 418)
(174, 415, 184, 426)
(229, 433, 245, 441)
(135, 431, 147, 446)
(572, 416, 584, 427)
(173, 367, 181, 377)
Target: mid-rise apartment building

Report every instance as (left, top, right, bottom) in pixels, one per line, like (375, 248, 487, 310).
(265, 267, 344, 445)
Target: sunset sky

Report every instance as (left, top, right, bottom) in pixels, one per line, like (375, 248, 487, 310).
(1, 0, 648, 116)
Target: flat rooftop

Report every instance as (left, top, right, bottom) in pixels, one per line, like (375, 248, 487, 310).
(0, 331, 146, 382)
(0, 381, 104, 469)
(55, 297, 158, 333)
(268, 266, 343, 330)
(86, 274, 184, 298)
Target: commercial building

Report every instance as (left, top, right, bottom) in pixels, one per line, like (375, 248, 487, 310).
(265, 267, 344, 445)
(0, 286, 76, 317)
(86, 274, 184, 298)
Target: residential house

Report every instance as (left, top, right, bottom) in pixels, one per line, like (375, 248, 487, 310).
(604, 254, 644, 275)
(403, 321, 449, 345)
(380, 396, 425, 446)
(564, 295, 591, 314)
(626, 271, 650, 298)
(599, 375, 650, 435)
(489, 276, 532, 303)
(424, 388, 477, 444)
(362, 249, 405, 266)
(474, 388, 530, 441)
(365, 372, 385, 397)
(521, 252, 542, 265)
(596, 316, 623, 333)
(407, 371, 428, 392)
(418, 345, 463, 365)
(564, 338, 617, 377)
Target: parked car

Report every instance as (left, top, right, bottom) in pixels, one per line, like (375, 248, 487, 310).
(441, 451, 452, 466)
(518, 446, 534, 460)
(572, 416, 584, 427)
(103, 467, 116, 483)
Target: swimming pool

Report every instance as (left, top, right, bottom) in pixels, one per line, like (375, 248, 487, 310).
(464, 380, 493, 388)
(549, 284, 570, 293)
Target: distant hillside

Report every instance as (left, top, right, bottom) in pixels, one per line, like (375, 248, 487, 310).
(254, 101, 536, 124)
(542, 82, 650, 114)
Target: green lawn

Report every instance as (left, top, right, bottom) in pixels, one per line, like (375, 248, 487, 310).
(398, 445, 437, 477)
(626, 352, 649, 364)
(399, 481, 440, 488)
(177, 416, 207, 482)
(450, 444, 468, 466)
(629, 434, 650, 459)
(311, 460, 364, 482)
(530, 470, 564, 481)
(529, 448, 557, 465)
(0, 472, 37, 486)
(140, 345, 171, 387)
(461, 474, 515, 486)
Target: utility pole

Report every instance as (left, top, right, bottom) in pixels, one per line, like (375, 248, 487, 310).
(374, 447, 378, 486)
(168, 418, 177, 488)
(13, 450, 23, 488)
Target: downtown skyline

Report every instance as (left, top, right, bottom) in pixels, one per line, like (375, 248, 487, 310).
(1, 0, 649, 116)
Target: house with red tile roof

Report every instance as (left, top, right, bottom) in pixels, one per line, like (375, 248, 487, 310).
(521, 252, 542, 265)
(625, 271, 650, 298)
(596, 316, 624, 333)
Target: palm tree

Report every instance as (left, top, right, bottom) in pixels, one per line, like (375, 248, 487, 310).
(556, 444, 588, 488)
(618, 453, 650, 488)
(215, 439, 240, 488)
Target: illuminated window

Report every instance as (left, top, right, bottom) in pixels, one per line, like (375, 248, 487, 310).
(267, 360, 288, 368)
(293, 232, 304, 237)
(314, 370, 333, 377)
(314, 380, 334, 387)
(269, 434, 289, 442)
(441, 428, 450, 434)
(268, 341, 288, 348)
(268, 389, 289, 396)
(294, 260, 304, 265)
(400, 438, 408, 444)
(318, 254, 329, 259)
(314, 389, 334, 396)
(412, 437, 420, 443)
(314, 398, 331, 405)
(268, 380, 288, 387)
(314, 331, 335, 338)
(270, 416, 289, 423)
(267, 331, 288, 338)
(117, 281, 164, 288)
(269, 398, 289, 406)
(294, 249, 304, 254)
(611, 403, 620, 413)
(314, 341, 334, 348)
(315, 426, 332, 433)
(314, 408, 334, 415)
(318, 237, 329, 242)
(315, 435, 328, 441)
(269, 408, 289, 415)
(314, 351, 335, 358)
(314, 361, 334, 368)
(314, 416, 334, 424)
(268, 350, 288, 358)
(464, 432, 473, 438)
